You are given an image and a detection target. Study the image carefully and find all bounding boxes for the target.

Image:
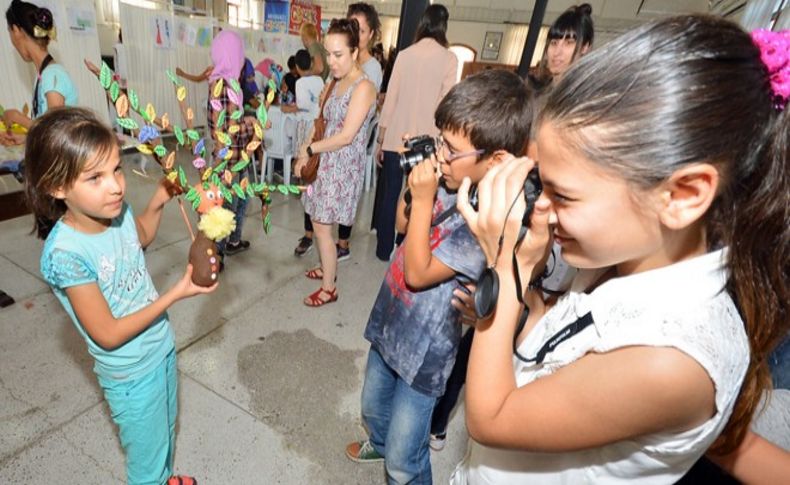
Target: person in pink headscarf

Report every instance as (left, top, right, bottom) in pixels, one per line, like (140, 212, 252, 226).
(205, 30, 257, 262)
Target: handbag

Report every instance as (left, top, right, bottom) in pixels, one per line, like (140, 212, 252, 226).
(300, 78, 337, 184)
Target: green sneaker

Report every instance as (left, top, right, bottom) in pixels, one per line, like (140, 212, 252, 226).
(345, 440, 384, 463)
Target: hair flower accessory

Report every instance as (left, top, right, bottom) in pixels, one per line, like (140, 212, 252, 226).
(751, 29, 790, 110)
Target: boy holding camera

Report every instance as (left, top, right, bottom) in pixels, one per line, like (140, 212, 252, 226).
(345, 69, 534, 483)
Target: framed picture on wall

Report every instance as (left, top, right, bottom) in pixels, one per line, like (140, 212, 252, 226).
(481, 31, 503, 60)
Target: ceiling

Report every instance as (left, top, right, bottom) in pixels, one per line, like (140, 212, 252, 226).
(318, 0, 717, 34)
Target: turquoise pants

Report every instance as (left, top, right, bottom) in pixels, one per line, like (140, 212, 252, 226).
(99, 349, 178, 485)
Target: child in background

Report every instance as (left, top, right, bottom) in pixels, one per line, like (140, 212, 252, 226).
(25, 108, 215, 485)
(281, 49, 325, 166)
(452, 15, 789, 484)
(345, 69, 534, 484)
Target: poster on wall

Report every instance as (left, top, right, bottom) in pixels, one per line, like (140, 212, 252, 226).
(265, 0, 289, 33)
(177, 21, 198, 47)
(67, 7, 96, 35)
(197, 26, 212, 47)
(288, 0, 321, 36)
(152, 16, 173, 49)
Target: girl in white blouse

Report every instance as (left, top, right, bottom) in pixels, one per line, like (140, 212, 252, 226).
(453, 15, 789, 484)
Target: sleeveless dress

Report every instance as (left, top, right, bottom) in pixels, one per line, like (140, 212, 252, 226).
(302, 75, 374, 226)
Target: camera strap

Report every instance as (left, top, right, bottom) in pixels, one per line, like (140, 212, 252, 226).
(513, 310, 594, 364)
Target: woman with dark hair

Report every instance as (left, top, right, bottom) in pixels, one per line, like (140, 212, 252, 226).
(528, 3, 594, 92)
(372, 3, 458, 262)
(2, 0, 77, 145)
(294, 18, 377, 307)
(294, 2, 384, 260)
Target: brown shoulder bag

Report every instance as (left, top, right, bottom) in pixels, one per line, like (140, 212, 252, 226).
(300, 78, 337, 184)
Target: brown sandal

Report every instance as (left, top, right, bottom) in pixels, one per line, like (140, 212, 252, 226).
(304, 287, 338, 307)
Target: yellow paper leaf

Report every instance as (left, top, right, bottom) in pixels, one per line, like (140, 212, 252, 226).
(241, 151, 249, 162)
(166, 171, 178, 183)
(224, 149, 234, 161)
(212, 79, 224, 98)
(223, 170, 233, 184)
(228, 124, 240, 135)
(176, 86, 187, 102)
(246, 140, 261, 152)
(187, 108, 194, 121)
(115, 95, 129, 118)
(136, 144, 153, 155)
(253, 122, 263, 140)
(161, 113, 170, 130)
(202, 167, 213, 181)
(266, 90, 275, 105)
(164, 151, 175, 170)
(145, 103, 156, 122)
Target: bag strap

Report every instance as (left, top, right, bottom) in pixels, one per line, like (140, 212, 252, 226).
(317, 78, 337, 121)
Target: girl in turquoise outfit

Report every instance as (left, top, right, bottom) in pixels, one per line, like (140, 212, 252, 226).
(2, 0, 77, 146)
(24, 108, 213, 485)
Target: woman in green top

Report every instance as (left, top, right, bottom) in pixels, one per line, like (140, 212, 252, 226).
(301, 22, 329, 81)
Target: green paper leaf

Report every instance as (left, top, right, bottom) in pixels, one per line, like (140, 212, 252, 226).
(277, 185, 288, 195)
(178, 166, 187, 187)
(202, 181, 209, 190)
(0, 103, 5, 117)
(246, 185, 255, 198)
(288, 184, 300, 194)
(139, 109, 152, 123)
(191, 197, 201, 211)
(232, 183, 246, 199)
(211, 174, 222, 187)
(256, 104, 267, 125)
(230, 109, 243, 121)
(116, 117, 138, 130)
(128, 89, 139, 111)
(186, 129, 200, 141)
(217, 109, 226, 129)
(220, 184, 233, 201)
(214, 161, 228, 173)
(185, 187, 198, 201)
(109, 81, 120, 102)
(166, 69, 181, 86)
(153, 144, 167, 158)
(264, 212, 272, 233)
(231, 159, 249, 173)
(229, 78, 241, 94)
(100, 62, 113, 89)
(252, 182, 265, 193)
(268, 79, 276, 92)
(174, 125, 184, 146)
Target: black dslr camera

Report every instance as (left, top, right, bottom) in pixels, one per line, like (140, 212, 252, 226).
(399, 135, 438, 173)
(473, 167, 543, 320)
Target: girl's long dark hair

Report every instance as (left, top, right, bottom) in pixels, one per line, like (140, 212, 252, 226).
(540, 15, 789, 454)
(414, 4, 449, 48)
(5, 0, 53, 46)
(24, 108, 118, 239)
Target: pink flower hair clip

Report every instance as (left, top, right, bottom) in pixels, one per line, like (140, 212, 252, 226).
(751, 29, 790, 111)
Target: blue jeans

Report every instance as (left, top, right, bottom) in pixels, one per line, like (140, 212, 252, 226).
(361, 347, 436, 485)
(98, 349, 178, 485)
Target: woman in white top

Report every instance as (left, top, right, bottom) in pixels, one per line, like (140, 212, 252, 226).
(453, 15, 788, 484)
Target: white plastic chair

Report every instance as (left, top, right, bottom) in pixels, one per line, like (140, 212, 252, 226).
(263, 106, 293, 185)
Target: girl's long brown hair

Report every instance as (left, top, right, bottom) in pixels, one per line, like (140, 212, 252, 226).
(540, 15, 789, 454)
(24, 107, 118, 239)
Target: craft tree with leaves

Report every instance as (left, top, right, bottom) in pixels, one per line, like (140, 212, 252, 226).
(91, 61, 303, 286)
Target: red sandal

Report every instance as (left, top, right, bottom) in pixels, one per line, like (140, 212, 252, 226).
(167, 476, 197, 485)
(305, 267, 337, 282)
(304, 287, 338, 307)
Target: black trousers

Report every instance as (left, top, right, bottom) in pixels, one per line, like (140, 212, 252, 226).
(430, 327, 474, 435)
(372, 151, 404, 260)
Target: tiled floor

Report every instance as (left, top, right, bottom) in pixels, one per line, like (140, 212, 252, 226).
(0, 155, 470, 484)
